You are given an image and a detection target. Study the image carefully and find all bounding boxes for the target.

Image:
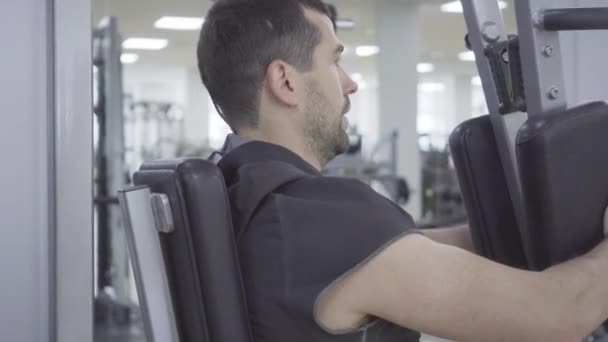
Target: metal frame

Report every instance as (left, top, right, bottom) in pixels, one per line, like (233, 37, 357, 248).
(53, 0, 93, 341)
(459, 0, 531, 258)
(513, 0, 568, 116)
(94, 16, 129, 300)
(460, 0, 608, 262)
(119, 187, 180, 342)
(461, 2, 608, 337)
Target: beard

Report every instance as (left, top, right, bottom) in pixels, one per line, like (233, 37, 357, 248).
(302, 81, 350, 166)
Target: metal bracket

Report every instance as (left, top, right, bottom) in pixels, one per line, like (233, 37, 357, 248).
(151, 193, 175, 234)
(481, 35, 527, 114)
(513, 0, 568, 116)
(118, 187, 180, 342)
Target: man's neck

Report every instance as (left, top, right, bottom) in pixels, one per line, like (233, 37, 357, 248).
(237, 130, 323, 171)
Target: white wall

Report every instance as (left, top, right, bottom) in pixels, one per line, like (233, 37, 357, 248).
(341, 56, 380, 154)
(123, 64, 211, 153)
(122, 60, 384, 155)
(377, 0, 422, 219)
(186, 66, 210, 146)
(124, 64, 188, 104)
(418, 74, 461, 149)
(561, 0, 608, 105)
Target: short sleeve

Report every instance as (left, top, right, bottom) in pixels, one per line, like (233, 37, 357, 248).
(273, 177, 421, 335)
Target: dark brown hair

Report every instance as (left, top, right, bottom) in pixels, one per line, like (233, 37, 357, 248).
(197, 0, 331, 131)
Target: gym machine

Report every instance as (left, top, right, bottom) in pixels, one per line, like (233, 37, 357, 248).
(454, 0, 608, 269)
(117, 1, 608, 341)
(418, 135, 467, 228)
(452, 0, 608, 339)
(124, 100, 188, 172)
(94, 16, 129, 302)
(94, 17, 146, 340)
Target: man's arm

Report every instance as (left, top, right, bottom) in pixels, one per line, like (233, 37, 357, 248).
(423, 224, 475, 252)
(319, 233, 608, 342)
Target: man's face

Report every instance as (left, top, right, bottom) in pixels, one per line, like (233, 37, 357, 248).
(299, 9, 358, 165)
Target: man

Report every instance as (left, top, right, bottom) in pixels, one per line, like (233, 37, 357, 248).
(197, 0, 608, 340)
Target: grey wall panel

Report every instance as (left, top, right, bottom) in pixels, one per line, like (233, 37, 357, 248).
(0, 0, 52, 341)
(0, 0, 93, 341)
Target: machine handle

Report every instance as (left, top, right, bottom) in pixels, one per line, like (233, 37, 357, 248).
(542, 8, 608, 31)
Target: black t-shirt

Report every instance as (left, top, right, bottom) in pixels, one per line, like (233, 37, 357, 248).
(218, 141, 421, 342)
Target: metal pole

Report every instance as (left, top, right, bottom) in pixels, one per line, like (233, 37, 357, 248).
(459, 0, 531, 260)
(513, 0, 568, 116)
(96, 17, 129, 301)
(54, 0, 93, 340)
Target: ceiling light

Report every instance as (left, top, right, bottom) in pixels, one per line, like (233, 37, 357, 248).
(336, 19, 355, 29)
(356, 45, 380, 57)
(441, 1, 507, 13)
(121, 53, 139, 64)
(417, 63, 435, 73)
(458, 51, 476, 62)
(123, 38, 168, 50)
(419, 82, 446, 92)
(154, 16, 205, 31)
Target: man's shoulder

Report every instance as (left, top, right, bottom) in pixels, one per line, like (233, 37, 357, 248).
(280, 175, 388, 203)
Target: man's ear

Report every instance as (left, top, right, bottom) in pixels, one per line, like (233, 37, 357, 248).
(265, 60, 299, 107)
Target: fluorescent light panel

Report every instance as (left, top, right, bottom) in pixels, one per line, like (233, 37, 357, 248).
(417, 63, 435, 73)
(121, 53, 139, 64)
(123, 38, 168, 50)
(356, 45, 380, 57)
(419, 82, 446, 92)
(441, 1, 507, 13)
(336, 19, 355, 29)
(154, 16, 205, 30)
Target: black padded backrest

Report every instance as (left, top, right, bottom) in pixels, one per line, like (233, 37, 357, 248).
(133, 159, 254, 342)
(517, 102, 608, 270)
(450, 115, 528, 268)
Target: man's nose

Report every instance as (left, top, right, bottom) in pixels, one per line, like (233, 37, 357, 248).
(344, 75, 359, 95)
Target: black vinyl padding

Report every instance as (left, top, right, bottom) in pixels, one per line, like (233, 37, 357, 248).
(134, 159, 254, 342)
(449, 115, 528, 268)
(517, 102, 608, 270)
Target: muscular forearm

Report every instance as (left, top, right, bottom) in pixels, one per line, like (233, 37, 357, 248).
(540, 241, 608, 337)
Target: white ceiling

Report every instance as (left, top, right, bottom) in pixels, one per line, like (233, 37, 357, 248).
(94, 0, 518, 76)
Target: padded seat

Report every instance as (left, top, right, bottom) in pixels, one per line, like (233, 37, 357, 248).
(517, 102, 608, 270)
(450, 102, 608, 272)
(450, 115, 528, 268)
(133, 159, 254, 342)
